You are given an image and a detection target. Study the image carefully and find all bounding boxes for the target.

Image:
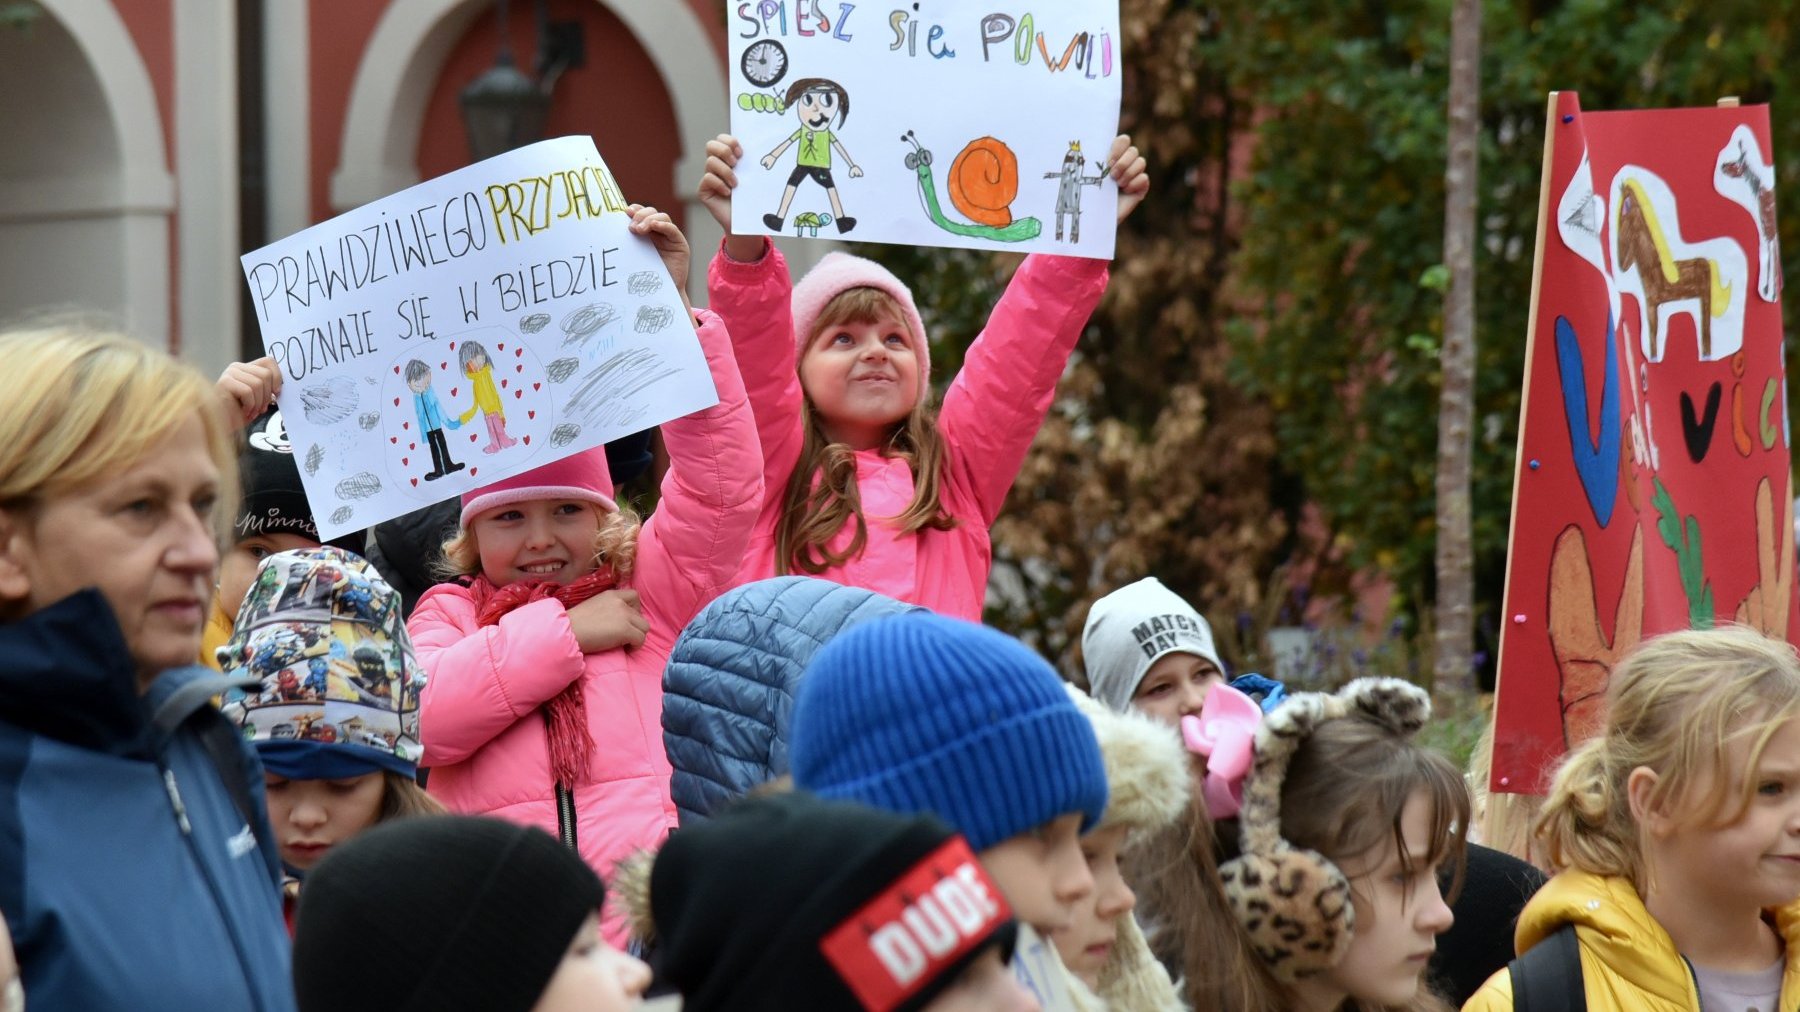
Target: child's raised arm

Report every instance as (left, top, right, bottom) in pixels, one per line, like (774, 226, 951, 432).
(626, 206, 764, 638)
(937, 135, 1147, 526)
(698, 134, 809, 494)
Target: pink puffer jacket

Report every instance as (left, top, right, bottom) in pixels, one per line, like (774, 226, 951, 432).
(408, 308, 760, 943)
(706, 241, 1108, 620)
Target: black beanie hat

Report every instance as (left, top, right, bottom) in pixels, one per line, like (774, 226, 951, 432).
(650, 792, 1018, 1012)
(238, 407, 364, 552)
(293, 816, 602, 1012)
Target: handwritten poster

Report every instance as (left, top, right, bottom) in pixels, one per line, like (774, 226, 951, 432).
(240, 137, 718, 541)
(727, 0, 1123, 258)
(1492, 93, 1794, 794)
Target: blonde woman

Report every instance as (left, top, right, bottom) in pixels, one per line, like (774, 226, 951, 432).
(0, 323, 295, 1010)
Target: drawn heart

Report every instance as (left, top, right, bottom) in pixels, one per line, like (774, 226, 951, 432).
(451, 387, 458, 397)
(409, 442, 416, 450)
(515, 364, 523, 373)
(523, 435, 531, 445)
(402, 422, 410, 430)
(469, 467, 478, 477)
(514, 389, 522, 399)
(440, 362, 447, 370)
(449, 341, 456, 350)
(392, 365, 400, 374)
(500, 379, 508, 389)
(410, 478, 418, 487)
(402, 457, 409, 466)
(470, 433, 479, 443)
(527, 410, 536, 419)
(393, 397, 401, 406)
(497, 343, 505, 351)
(389, 436, 398, 444)
(514, 348, 523, 358)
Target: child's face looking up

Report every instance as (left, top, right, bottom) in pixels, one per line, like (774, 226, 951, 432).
(977, 813, 1094, 935)
(472, 499, 603, 586)
(799, 314, 919, 451)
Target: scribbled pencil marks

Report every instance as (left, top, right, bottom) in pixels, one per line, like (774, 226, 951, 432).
(634, 306, 674, 334)
(563, 349, 676, 430)
(305, 444, 325, 476)
(560, 304, 619, 351)
(335, 472, 382, 500)
(300, 376, 359, 426)
(358, 412, 381, 431)
(627, 271, 664, 296)
(550, 423, 582, 447)
(521, 312, 551, 334)
(546, 357, 581, 384)
(330, 506, 355, 526)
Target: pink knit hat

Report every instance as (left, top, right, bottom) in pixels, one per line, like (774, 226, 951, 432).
(459, 447, 616, 528)
(790, 252, 931, 399)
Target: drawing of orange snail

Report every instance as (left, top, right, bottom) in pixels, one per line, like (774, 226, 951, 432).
(948, 138, 1020, 229)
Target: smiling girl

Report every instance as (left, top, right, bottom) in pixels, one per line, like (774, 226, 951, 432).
(1465, 626, 1800, 1011)
(698, 132, 1148, 620)
(408, 206, 761, 945)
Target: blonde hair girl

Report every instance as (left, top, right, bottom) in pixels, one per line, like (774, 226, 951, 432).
(407, 205, 763, 948)
(696, 132, 1149, 621)
(1465, 625, 1800, 1010)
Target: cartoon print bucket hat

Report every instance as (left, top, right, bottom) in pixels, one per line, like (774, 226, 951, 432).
(217, 546, 426, 779)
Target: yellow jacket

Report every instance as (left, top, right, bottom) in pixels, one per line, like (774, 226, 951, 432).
(199, 596, 234, 671)
(1462, 869, 1800, 1011)
(458, 363, 503, 424)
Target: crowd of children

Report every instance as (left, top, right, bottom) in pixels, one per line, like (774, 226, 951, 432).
(1, 136, 1797, 1012)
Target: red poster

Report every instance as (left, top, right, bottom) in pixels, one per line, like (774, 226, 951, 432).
(1493, 92, 1794, 794)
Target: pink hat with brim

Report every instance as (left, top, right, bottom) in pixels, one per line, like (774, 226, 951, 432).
(789, 252, 931, 400)
(459, 447, 616, 528)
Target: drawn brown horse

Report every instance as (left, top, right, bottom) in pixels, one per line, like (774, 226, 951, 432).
(1615, 183, 1728, 359)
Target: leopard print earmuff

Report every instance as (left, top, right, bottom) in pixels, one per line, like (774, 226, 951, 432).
(1217, 676, 1432, 982)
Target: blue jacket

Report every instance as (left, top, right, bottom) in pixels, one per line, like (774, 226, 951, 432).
(0, 591, 296, 1011)
(662, 577, 921, 824)
(413, 386, 448, 433)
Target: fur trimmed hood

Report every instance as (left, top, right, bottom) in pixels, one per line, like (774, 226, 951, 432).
(1066, 684, 1192, 836)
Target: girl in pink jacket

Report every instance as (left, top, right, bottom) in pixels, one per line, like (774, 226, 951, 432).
(406, 207, 761, 944)
(697, 134, 1149, 620)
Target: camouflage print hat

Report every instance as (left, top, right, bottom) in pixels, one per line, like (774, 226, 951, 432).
(217, 546, 426, 780)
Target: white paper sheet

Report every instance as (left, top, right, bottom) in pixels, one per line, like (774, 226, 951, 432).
(239, 137, 718, 541)
(727, 0, 1123, 258)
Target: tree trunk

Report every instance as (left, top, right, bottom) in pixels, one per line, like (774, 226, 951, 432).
(1435, 0, 1481, 698)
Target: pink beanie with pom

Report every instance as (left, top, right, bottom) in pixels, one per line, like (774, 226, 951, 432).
(789, 252, 931, 398)
(459, 446, 616, 528)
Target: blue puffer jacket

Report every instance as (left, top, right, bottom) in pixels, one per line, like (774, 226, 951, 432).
(662, 576, 921, 824)
(0, 591, 295, 1011)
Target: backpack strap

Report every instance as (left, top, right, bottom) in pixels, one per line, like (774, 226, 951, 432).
(1508, 923, 1586, 1012)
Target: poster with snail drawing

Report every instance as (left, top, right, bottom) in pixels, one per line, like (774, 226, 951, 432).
(728, 0, 1123, 258)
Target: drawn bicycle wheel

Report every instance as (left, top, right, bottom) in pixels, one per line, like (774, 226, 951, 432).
(741, 40, 788, 88)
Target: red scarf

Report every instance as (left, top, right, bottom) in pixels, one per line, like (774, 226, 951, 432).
(466, 567, 619, 790)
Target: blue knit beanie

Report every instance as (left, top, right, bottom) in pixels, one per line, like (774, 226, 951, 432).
(790, 612, 1108, 850)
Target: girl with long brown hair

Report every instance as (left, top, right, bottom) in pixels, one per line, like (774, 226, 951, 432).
(695, 131, 1149, 620)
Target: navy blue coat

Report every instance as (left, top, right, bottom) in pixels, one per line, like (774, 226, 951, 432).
(0, 591, 296, 1011)
(662, 577, 921, 824)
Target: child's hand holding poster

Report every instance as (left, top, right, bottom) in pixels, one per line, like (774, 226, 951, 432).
(727, 0, 1124, 258)
(239, 137, 718, 541)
